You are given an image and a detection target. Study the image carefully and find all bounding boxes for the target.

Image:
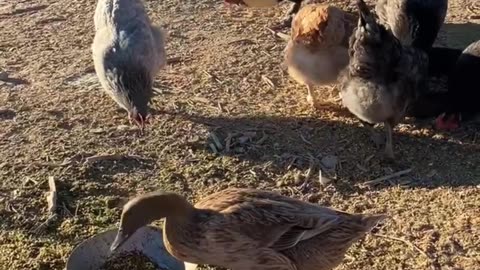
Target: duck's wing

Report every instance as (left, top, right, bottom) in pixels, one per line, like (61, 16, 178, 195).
(196, 188, 343, 250)
(269, 214, 341, 251)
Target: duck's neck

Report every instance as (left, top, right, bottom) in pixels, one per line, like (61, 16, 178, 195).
(163, 208, 207, 262)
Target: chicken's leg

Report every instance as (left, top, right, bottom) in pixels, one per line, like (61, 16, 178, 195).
(306, 84, 319, 109)
(362, 121, 384, 148)
(384, 121, 394, 160)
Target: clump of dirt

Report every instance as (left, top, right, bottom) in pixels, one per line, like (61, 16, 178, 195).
(100, 251, 162, 270)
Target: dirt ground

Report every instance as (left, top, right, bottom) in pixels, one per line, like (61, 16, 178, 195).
(0, 0, 479, 269)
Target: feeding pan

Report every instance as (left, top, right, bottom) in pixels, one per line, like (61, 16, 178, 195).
(66, 226, 185, 270)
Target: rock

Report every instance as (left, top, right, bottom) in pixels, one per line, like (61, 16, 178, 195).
(0, 71, 8, 81)
(321, 155, 338, 170)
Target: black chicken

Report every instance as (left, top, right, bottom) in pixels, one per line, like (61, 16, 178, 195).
(375, 0, 448, 52)
(339, 0, 428, 159)
(434, 40, 480, 130)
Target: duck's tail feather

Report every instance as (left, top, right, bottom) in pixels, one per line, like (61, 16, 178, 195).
(360, 214, 387, 232)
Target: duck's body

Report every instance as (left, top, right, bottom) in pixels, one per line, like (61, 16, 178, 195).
(284, 4, 357, 108)
(375, 0, 448, 51)
(92, 0, 166, 129)
(112, 188, 385, 270)
(340, 0, 428, 159)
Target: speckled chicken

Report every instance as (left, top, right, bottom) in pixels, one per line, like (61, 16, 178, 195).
(111, 188, 385, 270)
(92, 0, 166, 130)
(284, 3, 356, 108)
(375, 0, 448, 51)
(340, 0, 428, 159)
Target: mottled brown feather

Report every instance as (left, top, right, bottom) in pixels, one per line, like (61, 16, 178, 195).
(291, 4, 357, 50)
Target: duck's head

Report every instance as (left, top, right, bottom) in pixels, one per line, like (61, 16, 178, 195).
(110, 191, 192, 252)
(224, 0, 280, 8)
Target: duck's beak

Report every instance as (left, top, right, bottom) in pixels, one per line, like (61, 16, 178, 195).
(110, 230, 129, 252)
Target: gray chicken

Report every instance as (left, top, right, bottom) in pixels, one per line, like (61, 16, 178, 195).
(375, 0, 448, 51)
(339, 0, 428, 159)
(92, 0, 166, 130)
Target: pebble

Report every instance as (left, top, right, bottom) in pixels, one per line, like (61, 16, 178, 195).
(321, 155, 338, 170)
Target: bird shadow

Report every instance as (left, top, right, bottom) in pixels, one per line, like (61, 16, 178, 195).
(82, 157, 156, 185)
(437, 22, 480, 48)
(175, 111, 479, 193)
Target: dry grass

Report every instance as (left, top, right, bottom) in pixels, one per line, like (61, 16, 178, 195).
(0, 0, 479, 269)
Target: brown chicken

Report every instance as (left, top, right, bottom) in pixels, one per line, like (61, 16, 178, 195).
(284, 4, 356, 108)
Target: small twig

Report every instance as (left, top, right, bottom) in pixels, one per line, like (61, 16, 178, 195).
(191, 96, 211, 104)
(202, 70, 223, 84)
(304, 156, 315, 181)
(261, 75, 275, 89)
(84, 154, 143, 165)
(208, 143, 218, 154)
(227, 38, 254, 45)
(363, 168, 412, 186)
(74, 204, 80, 217)
(255, 132, 268, 145)
(153, 87, 165, 94)
(373, 234, 430, 259)
(265, 27, 290, 41)
(33, 214, 58, 234)
(166, 56, 182, 64)
(46, 176, 57, 214)
(225, 133, 233, 152)
(300, 134, 313, 145)
(210, 132, 224, 150)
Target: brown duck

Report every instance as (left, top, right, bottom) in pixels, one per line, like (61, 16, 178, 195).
(111, 188, 386, 270)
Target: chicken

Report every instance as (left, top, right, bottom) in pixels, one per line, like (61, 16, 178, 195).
(434, 40, 480, 130)
(406, 46, 462, 118)
(92, 0, 166, 130)
(339, 0, 428, 159)
(284, 4, 357, 108)
(224, 0, 311, 29)
(375, 0, 448, 51)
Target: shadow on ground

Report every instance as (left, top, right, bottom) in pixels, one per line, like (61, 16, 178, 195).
(180, 111, 479, 190)
(438, 22, 480, 48)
